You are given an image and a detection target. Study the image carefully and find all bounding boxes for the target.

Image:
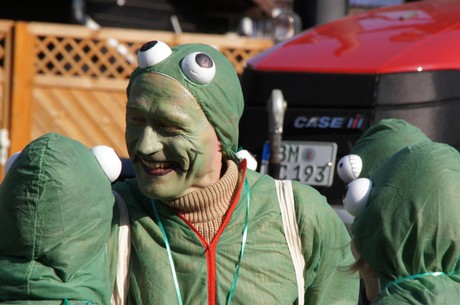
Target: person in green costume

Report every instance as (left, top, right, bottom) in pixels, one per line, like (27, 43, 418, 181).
(337, 118, 433, 303)
(111, 40, 359, 304)
(0, 133, 122, 304)
(342, 140, 460, 304)
(338, 119, 459, 304)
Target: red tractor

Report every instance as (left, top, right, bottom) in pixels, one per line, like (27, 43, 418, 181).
(240, 0, 460, 207)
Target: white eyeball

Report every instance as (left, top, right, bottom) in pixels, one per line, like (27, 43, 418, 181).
(342, 178, 372, 217)
(337, 154, 362, 183)
(181, 52, 216, 84)
(236, 149, 258, 171)
(4, 151, 21, 175)
(137, 40, 172, 69)
(91, 145, 122, 182)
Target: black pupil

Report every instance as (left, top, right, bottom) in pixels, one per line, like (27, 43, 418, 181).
(140, 41, 158, 52)
(196, 53, 213, 68)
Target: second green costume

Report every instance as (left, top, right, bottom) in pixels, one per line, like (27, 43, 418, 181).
(113, 41, 359, 304)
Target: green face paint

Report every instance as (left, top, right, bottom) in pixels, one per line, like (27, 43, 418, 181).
(126, 73, 223, 200)
(127, 42, 244, 162)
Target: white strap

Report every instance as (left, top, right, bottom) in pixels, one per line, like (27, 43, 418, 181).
(111, 190, 131, 305)
(275, 180, 305, 305)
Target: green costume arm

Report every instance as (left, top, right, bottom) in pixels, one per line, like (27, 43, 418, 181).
(0, 133, 116, 304)
(292, 181, 359, 305)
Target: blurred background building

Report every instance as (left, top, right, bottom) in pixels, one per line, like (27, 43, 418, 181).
(0, 0, 418, 38)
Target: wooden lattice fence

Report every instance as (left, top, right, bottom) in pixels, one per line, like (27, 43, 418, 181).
(0, 20, 13, 178)
(7, 21, 273, 167)
(0, 21, 13, 113)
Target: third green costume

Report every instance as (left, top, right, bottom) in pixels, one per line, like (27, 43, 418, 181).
(342, 119, 460, 304)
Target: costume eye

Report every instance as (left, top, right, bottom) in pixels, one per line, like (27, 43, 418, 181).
(137, 40, 172, 69)
(181, 52, 216, 84)
(342, 178, 372, 217)
(337, 154, 362, 183)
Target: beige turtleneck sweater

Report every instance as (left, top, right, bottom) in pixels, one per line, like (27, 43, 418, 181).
(165, 160, 240, 243)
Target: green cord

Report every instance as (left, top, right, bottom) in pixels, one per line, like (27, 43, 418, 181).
(151, 178, 250, 305)
(383, 269, 459, 291)
(226, 179, 250, 305)
(152, 200, 184, 305)
(61, 300, 95, 305)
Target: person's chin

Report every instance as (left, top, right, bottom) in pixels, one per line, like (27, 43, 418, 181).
(364, 275, 381, 302)
(139, 183, 178, 201)
(136, 170, 184, 200)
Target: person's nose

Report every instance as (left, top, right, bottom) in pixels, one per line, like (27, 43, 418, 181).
(136, 126, 163, 155)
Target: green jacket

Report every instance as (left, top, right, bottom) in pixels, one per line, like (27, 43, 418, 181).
(113, 164, 359, 305)
(0, 133, 116, 305)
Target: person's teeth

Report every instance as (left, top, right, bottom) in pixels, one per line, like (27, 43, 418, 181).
(141, 159, 171, 169)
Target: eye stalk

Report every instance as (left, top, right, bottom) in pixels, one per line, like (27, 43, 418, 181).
(337, 154, 362, 183)
(342, 178, 372, 217)
(137, 40, 172, 69)
(181, 52, 216, 85)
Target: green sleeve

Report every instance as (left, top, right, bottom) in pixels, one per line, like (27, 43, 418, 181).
(292, 181, 360, 305)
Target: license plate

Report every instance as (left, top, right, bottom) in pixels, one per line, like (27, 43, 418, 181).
(261, 141, 338, 187)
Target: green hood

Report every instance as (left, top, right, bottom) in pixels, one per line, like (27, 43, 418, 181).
(351, 118, 431, 178)
(352, 141, 460, 304)
(0, 133, 115, 304)
(127, 42, 244, 162)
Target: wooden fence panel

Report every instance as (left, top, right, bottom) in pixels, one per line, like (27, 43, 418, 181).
(0, 20, 13, 128)
(10, 22, 34, 155)
(0, 20, 13, 178)
(9, 21, 273, 161)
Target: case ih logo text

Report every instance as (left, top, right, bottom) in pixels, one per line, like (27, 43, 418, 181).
(293, 115, 365, 129)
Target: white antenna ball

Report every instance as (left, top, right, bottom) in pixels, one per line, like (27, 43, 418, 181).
(137, 40, 172, 69)
(236, 149, 258, 171)
(337, 154, 362, 183)
(91, 145, 122, 182)
(343, 178, 372, 217)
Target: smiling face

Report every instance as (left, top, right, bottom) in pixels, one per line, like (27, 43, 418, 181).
(126, 73, 223, 201)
